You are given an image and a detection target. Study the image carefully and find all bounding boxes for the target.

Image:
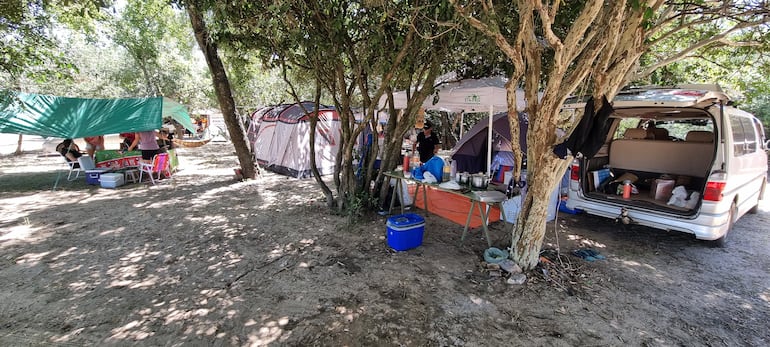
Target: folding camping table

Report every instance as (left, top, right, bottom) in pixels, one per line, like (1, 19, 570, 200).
(383, 171, 509, 246)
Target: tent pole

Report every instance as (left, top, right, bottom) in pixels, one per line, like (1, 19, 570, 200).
(52, 169, 62, 191)
(487, 104, 493, 177)
(459, 112, 464, 138)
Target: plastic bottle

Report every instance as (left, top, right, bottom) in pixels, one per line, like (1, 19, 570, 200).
(441, 158, 452, 182)
(622, 180, 632, 199)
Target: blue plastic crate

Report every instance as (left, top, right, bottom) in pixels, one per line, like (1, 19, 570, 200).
(386, 213, 425, 251)
(85, 169, 111, 185)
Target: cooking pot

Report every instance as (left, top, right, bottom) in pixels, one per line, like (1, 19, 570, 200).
(471, 173, 489, 190)
(458, 172, 470, 185)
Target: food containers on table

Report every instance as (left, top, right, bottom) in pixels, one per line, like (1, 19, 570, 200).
(457, 172, 470, 186)
(470, 173, 490, 190)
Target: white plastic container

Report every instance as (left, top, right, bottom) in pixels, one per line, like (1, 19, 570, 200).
(100, 173, 125, 188)
(501, 169, 559, 223)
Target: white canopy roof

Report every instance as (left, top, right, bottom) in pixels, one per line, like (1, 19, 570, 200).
(380, 76, 532, 113)
(380, 75, 541, 176)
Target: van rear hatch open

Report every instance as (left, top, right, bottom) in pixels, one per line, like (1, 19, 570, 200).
(564, 87, 726, 217)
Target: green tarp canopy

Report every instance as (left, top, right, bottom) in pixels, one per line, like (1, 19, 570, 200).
(0, 91, 197, 138)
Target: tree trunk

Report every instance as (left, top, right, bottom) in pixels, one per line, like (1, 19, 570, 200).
(510, 152, 570, 269)
(186, 2, 256, 179)
(14, 134, 23, 155)
(307, 84, 335, 207)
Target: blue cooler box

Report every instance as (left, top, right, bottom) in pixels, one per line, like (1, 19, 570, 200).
(85, 169, 112, 185)
(386, 213, 425, 251)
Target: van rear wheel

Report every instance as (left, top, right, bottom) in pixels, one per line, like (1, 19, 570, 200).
(712, 202, 736, 248)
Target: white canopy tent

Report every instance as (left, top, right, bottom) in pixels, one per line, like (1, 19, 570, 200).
(380, 76, 535, 175)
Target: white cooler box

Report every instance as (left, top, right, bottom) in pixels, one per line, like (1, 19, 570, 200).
(100, 173, 125, 188)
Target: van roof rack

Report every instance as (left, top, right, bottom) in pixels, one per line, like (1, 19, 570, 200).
(620, 84, 723, 93)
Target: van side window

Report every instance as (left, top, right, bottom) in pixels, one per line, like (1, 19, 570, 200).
(730, 116, 754, 157)
(741, 117, 757, 152)
(752, 118, 765, 149)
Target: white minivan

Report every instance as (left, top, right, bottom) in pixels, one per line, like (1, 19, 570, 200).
(565, 85, 767, 246)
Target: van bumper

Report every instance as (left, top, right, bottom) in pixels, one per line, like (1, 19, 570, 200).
(567, 197, 730, 241)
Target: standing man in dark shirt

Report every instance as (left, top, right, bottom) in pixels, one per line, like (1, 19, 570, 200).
(413, 120, 441, 163)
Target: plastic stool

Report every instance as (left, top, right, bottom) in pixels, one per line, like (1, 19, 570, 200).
(124, 169, 140, 184)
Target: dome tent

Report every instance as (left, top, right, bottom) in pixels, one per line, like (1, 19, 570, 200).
(451, 112, 528, 175)
(249, 102, 341, 178)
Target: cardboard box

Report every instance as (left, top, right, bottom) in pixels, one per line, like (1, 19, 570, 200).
(650, 179, 675, 201)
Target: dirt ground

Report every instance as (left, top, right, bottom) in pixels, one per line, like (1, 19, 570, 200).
(1, 143, 768, 346)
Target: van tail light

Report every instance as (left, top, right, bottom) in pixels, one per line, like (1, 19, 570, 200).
(570, 160, 580, 181)
(703, 172, 727, 202)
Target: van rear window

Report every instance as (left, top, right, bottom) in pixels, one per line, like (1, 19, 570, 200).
(612, 118, 713, 141)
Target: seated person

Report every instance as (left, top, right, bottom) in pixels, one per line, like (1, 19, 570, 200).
(157, 129, 174, 152)
(56, 139, 83, 163)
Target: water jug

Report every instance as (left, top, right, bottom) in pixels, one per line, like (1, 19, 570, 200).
(622, 180, 632, 199)
(410, 152, 420, 172)
(442, 158, 451, 182)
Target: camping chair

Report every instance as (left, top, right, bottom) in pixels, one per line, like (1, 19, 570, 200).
(139, 153, 171, 185)
(62, 155, 82, 181)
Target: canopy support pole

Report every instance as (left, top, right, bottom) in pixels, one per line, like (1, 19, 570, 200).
(459, 111, 465, 139)
(487, 104, 493, 177)
(52, 168, 63, 191)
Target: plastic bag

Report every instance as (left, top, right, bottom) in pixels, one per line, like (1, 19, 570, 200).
(667, 185, 688, 207)
(422, 171, 438, 184)
(411, 166, 424, 180)
(685, 191, 700, 209)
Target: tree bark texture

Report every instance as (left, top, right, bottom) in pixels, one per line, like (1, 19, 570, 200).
(510, 153, 570, 269)
(14, 134, 23, 155)
(186, 3, 256, 179)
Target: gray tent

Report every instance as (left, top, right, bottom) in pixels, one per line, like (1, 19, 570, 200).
(451, 112, 528, 174)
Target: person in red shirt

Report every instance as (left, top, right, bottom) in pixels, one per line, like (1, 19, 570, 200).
(119, 133, 135, 151)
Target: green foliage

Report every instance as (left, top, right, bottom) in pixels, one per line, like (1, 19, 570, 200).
(107, 0, 192, 96)
(0, 1, 77, 84)
(1, 0, 217, 110)
(633, 0, 770, 128)
(742, 94, 770, 137)
(344, 190, 377, 226)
